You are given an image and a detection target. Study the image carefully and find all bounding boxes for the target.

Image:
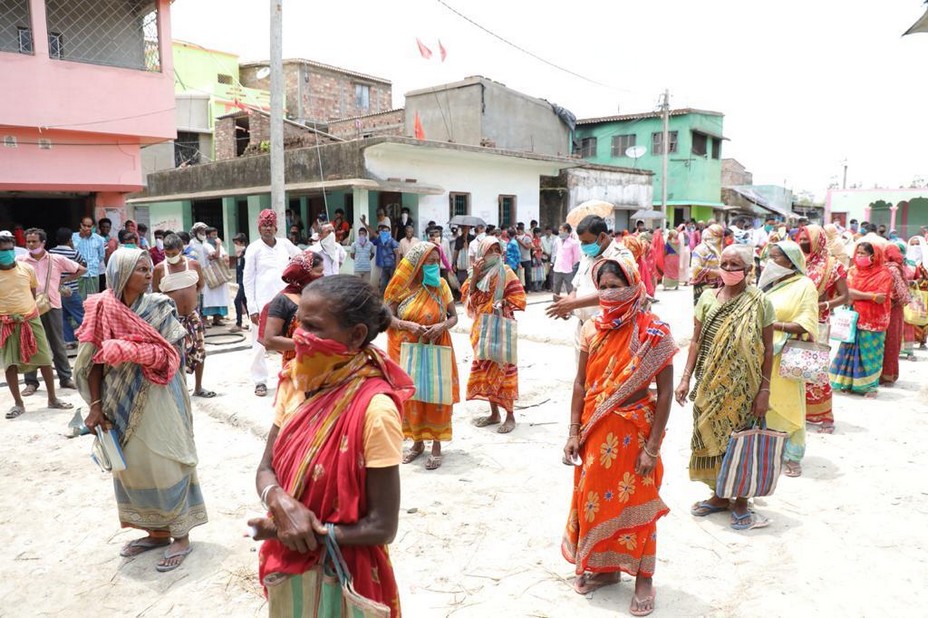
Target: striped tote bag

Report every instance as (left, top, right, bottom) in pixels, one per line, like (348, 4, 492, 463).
(715, 422, 787, 499)
(400, 340, 454, 405)
(475, 311, 518, 366)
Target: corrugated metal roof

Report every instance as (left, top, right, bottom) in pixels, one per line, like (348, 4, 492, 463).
(576, 108, 723, 126)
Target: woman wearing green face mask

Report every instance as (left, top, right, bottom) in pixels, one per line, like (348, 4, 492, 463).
(383, 241, 460, 470)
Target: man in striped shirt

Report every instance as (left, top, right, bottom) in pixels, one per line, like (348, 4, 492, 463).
(50, 227, 86, 348)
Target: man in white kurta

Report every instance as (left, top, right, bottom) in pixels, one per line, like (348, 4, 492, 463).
(242, 210, 299, 396)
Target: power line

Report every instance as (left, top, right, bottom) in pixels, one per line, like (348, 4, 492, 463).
(435, 0, 608, 87)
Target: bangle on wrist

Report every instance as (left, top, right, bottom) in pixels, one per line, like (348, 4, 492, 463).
(643, 444, 659, 458)
(260, 483, 279, 510)
(90, 399, 102, 407)
(758, 388, 770, 393)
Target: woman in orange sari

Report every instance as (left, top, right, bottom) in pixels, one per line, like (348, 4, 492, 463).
(797, 225, 848, 433)
(384, 241, 459, 470)
(462, 237, 526, 434)
(251, 276, 414, 617)
(562, 258, 676, 617)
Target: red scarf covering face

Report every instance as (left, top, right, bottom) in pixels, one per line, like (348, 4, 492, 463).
(581, 259, 678, 445)
(257, 251, 323, 342)
(259, 330, 414, 616)
(849, 241, 893, 331)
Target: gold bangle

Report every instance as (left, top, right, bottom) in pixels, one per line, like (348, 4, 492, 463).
(90, 399, 102, 407)
(643, 444, 659, 458)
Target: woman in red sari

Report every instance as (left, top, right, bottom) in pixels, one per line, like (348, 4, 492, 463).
(562, 258, 677, 617)
(261, 250, 324, 366)
(880, 243, 911, 385)
(797, 225, 848, 433)
(251, 275, 414, 617)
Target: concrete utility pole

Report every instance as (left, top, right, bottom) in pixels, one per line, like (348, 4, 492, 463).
(270, 0, 285, 234)
(842, 159, 848, 190)
(660, 89, 670, 223)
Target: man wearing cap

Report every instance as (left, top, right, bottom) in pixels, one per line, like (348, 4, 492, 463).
(242, 210, 300, 397)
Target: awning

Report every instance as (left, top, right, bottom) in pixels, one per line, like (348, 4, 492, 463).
(726, 186, 798, 219)
(128, 178, 444, 205)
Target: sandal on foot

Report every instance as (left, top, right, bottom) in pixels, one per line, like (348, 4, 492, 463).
(818, 424, 835, 434)
(730, 510, 770, 531)
(402, 447, 424, 464)
(425, 455, 443, 470)
(21, 385, 38, 397)
(474, 416, 500, 428)
(120, 537, 171, 558)
(573, 572, 620, 595)
(155, 547, 193, 572)
(47, 400, 73, 410)
(691, 499, 729, 517)
(630, 592, 656, 617)
(255, 384, 267, 397)
(193, 389, 218, 398)
(5, 406, 25, 420)
(784, 461, 802, 477)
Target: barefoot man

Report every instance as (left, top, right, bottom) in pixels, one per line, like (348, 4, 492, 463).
(153, 233, 216, 398)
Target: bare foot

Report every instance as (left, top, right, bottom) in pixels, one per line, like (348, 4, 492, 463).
(574, 571, 620, 594)
(864, 390, 878, 399)
(474, 415, 500, 428)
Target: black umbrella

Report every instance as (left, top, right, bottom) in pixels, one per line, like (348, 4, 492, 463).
(448, 215, 486, 227)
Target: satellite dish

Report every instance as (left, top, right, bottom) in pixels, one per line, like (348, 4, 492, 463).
(626, 145, 647, 159)
(256, 67, 270, 80)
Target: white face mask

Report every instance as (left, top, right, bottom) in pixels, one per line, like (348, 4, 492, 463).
(166, 253, 182, 265)
(401, 213, 408, 223)
(757, 261, 794, 290)
(155, 239, 164, 250)
(321, 234, 337, 250)
(196, 233, 206, 242)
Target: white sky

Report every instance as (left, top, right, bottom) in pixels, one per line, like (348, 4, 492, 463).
(171, 0, 928, 198)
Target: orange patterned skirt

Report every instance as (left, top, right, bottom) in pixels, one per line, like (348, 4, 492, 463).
(561, 398, 669, 577)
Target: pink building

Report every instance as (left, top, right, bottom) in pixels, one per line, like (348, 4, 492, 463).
(0, 0, 175, 234)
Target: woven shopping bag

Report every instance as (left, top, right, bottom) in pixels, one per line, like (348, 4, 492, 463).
(903, 289, 928, 327)
(715, 421, 788, 499)
(778, 340, 831, 386)
(203, 258, 234, 289)
(265, 527, 391, 618)
(400, 340, 454, 405)
(829, 306, 858, 344)
(476, 311, 518, 366)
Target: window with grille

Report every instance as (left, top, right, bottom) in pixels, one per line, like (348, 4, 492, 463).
(611, 134, 636, 157)
(174, 132, 201, 167)
(499, 195, 516, 228)
(651, 131, 678, 155)
(576, 137, 597, 158)
(48, 32, 62, 59)
(449, 192, 470, 219)
(691, 131, 707, 156)
(217, 73, 233, 85)
(44, 0, 161, 71)
(0, 1, 32, 54)
(355, 84, 370, 111)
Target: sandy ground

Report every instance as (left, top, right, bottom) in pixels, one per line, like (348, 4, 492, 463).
(1, 287, 927, 617)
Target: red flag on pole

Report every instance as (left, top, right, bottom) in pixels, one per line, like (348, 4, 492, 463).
(416, 38, 433, 60)
(439, 40, 447, 62)
(414, 112, 425, 140)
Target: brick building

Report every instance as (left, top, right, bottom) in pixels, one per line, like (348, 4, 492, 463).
(213, 109, 337, 161)
(239, 58, 392, 125)
(327, 108, 406, 141)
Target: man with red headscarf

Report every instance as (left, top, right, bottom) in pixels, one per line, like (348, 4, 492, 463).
(243, 209, 300, 397)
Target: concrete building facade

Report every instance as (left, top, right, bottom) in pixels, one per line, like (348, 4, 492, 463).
(826, 188, 928, 237)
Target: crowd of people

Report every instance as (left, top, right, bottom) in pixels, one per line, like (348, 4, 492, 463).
(4, 205, 927, 615)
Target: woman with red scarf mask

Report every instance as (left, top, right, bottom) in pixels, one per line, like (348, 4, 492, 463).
(828, 241, 893, 398)
(562, 257, 677, 616)
(260, 250, 324, 366)
(250, 275, 414, 617)
(879, 243, 911, 385)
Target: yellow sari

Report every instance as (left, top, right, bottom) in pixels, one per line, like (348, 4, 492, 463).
(384, 242, 459, 441)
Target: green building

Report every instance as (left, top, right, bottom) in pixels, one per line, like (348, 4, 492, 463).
(573, 108, 725, 224)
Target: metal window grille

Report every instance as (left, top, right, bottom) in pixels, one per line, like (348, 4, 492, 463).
(576, 137, 597, 158)
(44, 0, 161, 71)
(355, 84, 370, 111)
(499, 196, 515, 228)
(611, 134, 636, 157)
(449, 193, 470, 219)
(0, 0, 32, 54)
(651, 131, 678, 155)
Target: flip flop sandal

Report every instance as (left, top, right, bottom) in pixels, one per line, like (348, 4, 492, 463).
(425, 455, 443, 470)
(730, 510, 770, 531)
(255, 384, 268, 397)
(21, 385, 39, 397)
(155, 547, 193, 572)
(120, 537, 171, 558)
(630, 591, 657, 617)
(473, 416, 500, 428)
(48, 400, 73, 410)
(691, 500, 729, 517)
(193, 389, 218, 398)
(5, 406, 25, 420)
(573, 572, 620, 595)
(402, 448, 425, 464)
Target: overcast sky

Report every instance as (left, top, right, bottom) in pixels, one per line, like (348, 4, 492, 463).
(172, 0, 928, 197)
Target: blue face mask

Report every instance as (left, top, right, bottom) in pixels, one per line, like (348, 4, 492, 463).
(379, 231, 391, 243)
(422, 263, 441, 287)
(580, 239, 602, 257)
(0, 249, 14, 266)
